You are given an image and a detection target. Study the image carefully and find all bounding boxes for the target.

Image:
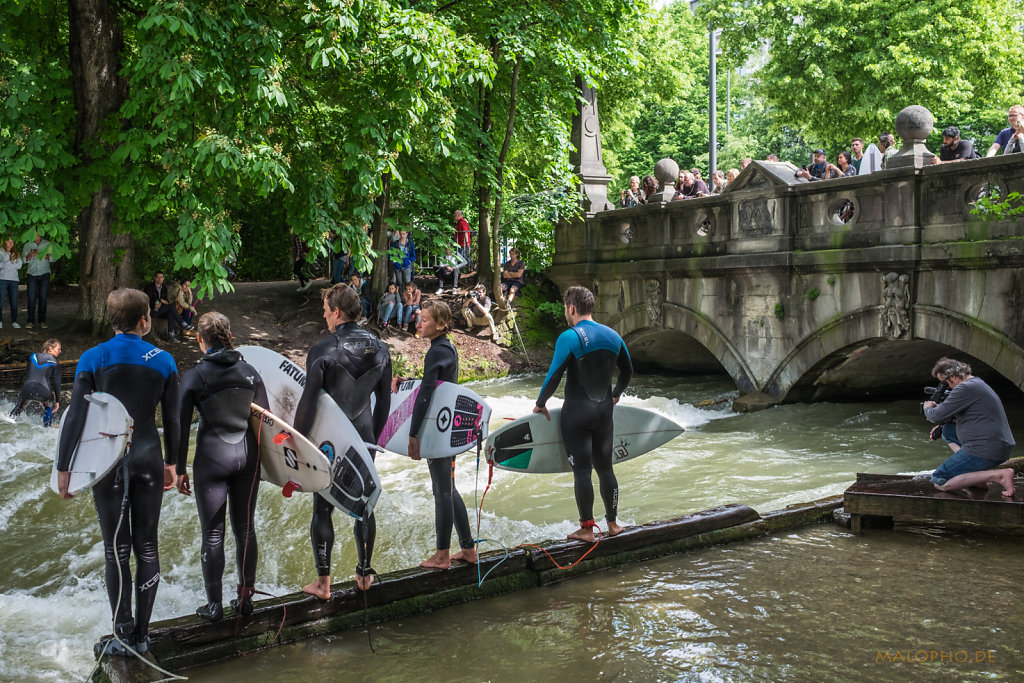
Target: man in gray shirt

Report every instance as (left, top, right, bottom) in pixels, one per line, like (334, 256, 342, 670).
(22, 231, 56, 329)
(923, 357, 1016, 496)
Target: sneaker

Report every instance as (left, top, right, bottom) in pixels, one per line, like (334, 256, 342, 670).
(11, 322, 19, 329)
(435, 288, 444, 295)
(25, 322, 33, 329)
(40, 322, 47, 329)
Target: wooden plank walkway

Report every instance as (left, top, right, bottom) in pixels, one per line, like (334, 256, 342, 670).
(844, 470, 1024, 533)
(96, 497, 842, 681)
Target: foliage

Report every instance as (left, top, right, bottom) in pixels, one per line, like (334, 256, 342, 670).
(970, 189, 1024, 220)
(701, 0, 1024, 152)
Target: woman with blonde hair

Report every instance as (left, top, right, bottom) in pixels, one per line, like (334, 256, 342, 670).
(0, 237, 23, 329)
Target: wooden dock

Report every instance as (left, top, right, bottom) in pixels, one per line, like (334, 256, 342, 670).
(844, 470, 1024, 533)
(96, 497, 842, 682)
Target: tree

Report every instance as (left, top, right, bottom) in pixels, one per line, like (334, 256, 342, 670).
(702, 0, 1024, 151)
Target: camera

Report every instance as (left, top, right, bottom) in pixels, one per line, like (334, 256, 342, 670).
(919, 380, 950, 415)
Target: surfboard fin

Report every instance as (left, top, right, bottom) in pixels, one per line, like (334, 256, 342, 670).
(273, 431, 292, 445)
(282, 480, 300, 497)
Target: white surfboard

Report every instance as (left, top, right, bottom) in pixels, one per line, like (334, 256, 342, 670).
(485, 405, 684, 474)
(50, 393, 133, 495)
(249, 404, 332, 495)
(238, 345, 381, 520)
(376, 380, 490, 458)
(861, 144, 883, 175)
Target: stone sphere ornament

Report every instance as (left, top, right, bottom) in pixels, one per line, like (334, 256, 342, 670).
(894, 105, 934, 143)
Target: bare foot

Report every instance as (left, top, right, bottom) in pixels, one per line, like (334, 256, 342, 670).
(419, 549, 451, 570)
(997, 468, 1016, 497)
(354, 574, 375, 591)
(451, 548, 478, 564)
(606, 521, 624, 537)
(567, 527, 595, 543)
(302, 576, 332, 600)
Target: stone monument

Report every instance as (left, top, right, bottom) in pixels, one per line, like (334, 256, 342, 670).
(887, 105, 935, 168)
(570, 77, 614, 214)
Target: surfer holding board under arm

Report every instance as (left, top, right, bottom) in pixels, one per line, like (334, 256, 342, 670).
(533, 285, 633, 543)
(174, 312, 269, 621)
(56, 288, 180, 658)
(396, 300, 477, 570)
(295, 284, 392, 595)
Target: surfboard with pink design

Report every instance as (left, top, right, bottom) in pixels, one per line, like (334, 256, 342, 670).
(377, 380, 490, 458)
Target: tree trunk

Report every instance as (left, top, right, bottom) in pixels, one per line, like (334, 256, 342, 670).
(369, 172, 392, 304)
(68, 0, 132, 334)
(475, 39, 499, 284)
(490, 55, 522, 307)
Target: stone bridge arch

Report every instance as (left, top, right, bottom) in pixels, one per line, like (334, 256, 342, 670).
(767, 305, 1024, 403)
(606, 302, 756, 392)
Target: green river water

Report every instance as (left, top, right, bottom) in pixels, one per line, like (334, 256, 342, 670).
(1, 373, 1021, 682)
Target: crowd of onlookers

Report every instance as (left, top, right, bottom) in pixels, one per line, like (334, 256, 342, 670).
(619, 105, 1024, 205)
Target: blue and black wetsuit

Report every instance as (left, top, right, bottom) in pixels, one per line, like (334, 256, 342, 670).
(176, 347, 268, 612)
(10, 351, 61, 425)
(294, 322, 391, 578)
(410, 336, 474, 553)
(536, 320, 632, 525)
(56, 333, 179, 648)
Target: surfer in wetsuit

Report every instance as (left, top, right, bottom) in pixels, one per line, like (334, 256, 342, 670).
(534, 285, 633, 543)
(9, 338, 61, 426)
(56, 288, 179, 657)
(174, 312, 269, 621)
(295, 284, 392, 595)
(397, 299, 478, 570)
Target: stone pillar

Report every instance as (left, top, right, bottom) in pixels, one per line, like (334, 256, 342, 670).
(570, 77, 613, 214)
(651, 158, 679, 203)
(887, 105, 935, 168)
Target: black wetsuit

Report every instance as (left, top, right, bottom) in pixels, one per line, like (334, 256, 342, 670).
(10, 351, 61, 425)
(536, 320, 632, 524)
(410, 336, 474, 552)
(176, 347, 268, 606)
(57, 333, 179, 645)
(294, 322, 391, 577)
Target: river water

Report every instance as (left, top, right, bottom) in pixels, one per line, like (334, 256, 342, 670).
(1, 373, 1021, 681)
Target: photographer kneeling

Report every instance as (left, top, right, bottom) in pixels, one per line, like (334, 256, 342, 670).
(461, 284, 497, 339)
(923, 358, 1016, 497)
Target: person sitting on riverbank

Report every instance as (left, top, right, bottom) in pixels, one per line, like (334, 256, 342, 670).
(175, 278, 198, 330)
(296, 284, 392, 594)
(174, 312, 268, 622)
(57, 288, 180, 657)
(398, 300, 476, 570)
(923, 357, 1016, 497)
(9, 338, 61, 426)
(402, 281, 421, 332)
(500, 248, 526, 306)
(348, 274, 371, 320)
(461, 284, 497, 339)
(434, 248, 466, 295)
(533, 286, 633, 543)
(143, 271, 188, 342)
(378, 282, 401, 328)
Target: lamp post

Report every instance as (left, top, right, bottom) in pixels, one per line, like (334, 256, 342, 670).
(690, 1, 717, 174)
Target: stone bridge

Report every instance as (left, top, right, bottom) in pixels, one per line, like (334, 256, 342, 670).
(549, 149, 1024, 410)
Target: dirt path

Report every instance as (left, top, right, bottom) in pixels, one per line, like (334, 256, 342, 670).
(0, 277, 541, 388)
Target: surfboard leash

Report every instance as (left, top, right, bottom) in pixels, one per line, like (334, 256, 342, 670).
(472, 430, 511, 588)
(514, 523, 603, 571)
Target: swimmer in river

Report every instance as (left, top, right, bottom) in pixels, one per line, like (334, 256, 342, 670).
(397, 300, 477, 570)
(56, 289, 180, 657)
(533, 285, 633, 543)
(295, 284, 392, 595)
(9, 338, 61, 426)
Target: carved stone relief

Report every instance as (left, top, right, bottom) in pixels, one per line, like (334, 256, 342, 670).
(738, 199, 775, 235)
(879, 272, 912, 339)
(644, 279, 663, 328)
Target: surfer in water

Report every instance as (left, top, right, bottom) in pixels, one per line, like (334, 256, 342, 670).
(56, 288, 180, 657)
(534, 285, 633, 543)
(174, 312, 269, 621)
(9, 338, 61, 426)
(397, 299, 478, 569)
(295, 284, 392, 595)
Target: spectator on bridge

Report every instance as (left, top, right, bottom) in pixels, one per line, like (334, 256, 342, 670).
(923, 358, 1016, 497)
(673, 172, 709, 200)
(850, 138, 865, 173)
(620, 176, 643, 208)
(986, 105, 1024, 156)
(795, 149, 840, 181)
(453, 210, 472, 263)
(878, 132, 897, 169)
(740, 158, 752, 170)
(690, 168, 703, 182)
(765, 153, 780, 162)
(709, 169, 727, 195)
(641, 174, 660, 203)
(834, 151, 858, 177)
(931, 126, 977, 164)
(726, 168, 739, 184)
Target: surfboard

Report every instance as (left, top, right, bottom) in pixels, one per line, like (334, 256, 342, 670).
(238, 345, 381, 520)
(249, 403, 332, 495)
(485, 405, 684, 474)
(50, 392, 133, 496)
(861, 144, 883, 175)
(376, 380, 490, 458)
